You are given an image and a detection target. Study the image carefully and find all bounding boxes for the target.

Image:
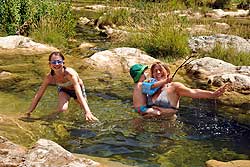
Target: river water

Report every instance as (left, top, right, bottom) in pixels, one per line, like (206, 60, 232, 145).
(0, 1, 249, 166)
(0, 50, 249, 167)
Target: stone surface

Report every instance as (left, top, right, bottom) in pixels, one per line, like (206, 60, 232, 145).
(85, 47, 158, 73)
(206, 159, 250, 167)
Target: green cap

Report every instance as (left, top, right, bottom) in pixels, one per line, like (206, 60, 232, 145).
(129, 64, 148, 83)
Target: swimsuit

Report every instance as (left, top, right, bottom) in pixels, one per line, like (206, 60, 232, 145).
(147, 86, 178, 110)
(58, 86, 87, 99)
(52, 71, 87, 100)
(56, 81, 73, 87)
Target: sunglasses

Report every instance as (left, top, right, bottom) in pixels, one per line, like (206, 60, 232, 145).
(50, 60, 64, 65)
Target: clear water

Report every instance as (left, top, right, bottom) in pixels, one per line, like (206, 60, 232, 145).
(0, 1, 249, 166)
(0, 52, 249, 166)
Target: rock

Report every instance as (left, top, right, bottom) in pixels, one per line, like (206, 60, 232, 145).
(206, 9, 249, 18)
(186, 25, 211, 35)
(21, 139, 99, 167)
(0, 35, 58, 54)
(189, 34, 250, 53)
(85, 5, 106, 11)
(213, 22, 230, 30)
(185, 57, 250, 93)
(79, 42, 96, 50)
(186, 57, 235, 76)
(206, 159, 250, 167)
(84, 47, 158, 74)
(0, 136, 27, 166)
(0, 71, 12, 78)
(78, 17, 91, 27)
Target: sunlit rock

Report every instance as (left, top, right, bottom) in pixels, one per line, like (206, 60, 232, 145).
(0, 35, 58, 54)
(213, 22, 230, 30)
(79, 42, 96, 50)
(0, 136, 27, 166)
(185, 57, 250, 93)
(85, 47, 158, 74)
(206, 9, 249, 18)
(21, 139, 99, 167)
(189, 34, 250, 53)
(206, 159, 250, 167)
(0, 71, 12, 78)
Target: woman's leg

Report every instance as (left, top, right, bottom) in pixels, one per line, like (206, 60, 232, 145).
(57, 91, 70, 112)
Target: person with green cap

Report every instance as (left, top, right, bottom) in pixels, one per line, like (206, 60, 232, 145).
(129, 63, 172, 116)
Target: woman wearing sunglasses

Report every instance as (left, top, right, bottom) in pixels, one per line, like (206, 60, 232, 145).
(26, 51, 98, 121)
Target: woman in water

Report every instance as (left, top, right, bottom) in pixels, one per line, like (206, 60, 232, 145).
(145, 61, 229, 118)
(26, 51, 98, 121)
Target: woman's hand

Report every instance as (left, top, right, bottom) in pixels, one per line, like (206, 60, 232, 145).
(212, 83, 231, 98)
(85, 112, 99, 122)
(25, 111, 32, 117)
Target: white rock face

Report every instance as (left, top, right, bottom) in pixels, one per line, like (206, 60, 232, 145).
(0, 35, 58, 53)
(186, 57, 250, 92)
(86, 47, 158, 73)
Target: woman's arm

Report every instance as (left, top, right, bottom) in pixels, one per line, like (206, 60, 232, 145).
(175, 82, 229, 99)
(68, 72, 98, 121)
(151, 77, 172, 89)
(26, 75, 50, 116)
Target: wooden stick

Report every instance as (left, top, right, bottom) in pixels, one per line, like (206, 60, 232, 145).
(171, 54, 195, 80)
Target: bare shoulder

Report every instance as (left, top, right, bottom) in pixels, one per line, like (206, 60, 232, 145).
(65, 67, 78, 76)
(45, 72, 53, 80)
(169, 82, 185, 87)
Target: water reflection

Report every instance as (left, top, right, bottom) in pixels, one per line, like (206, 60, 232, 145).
(64, 97, 250, 167)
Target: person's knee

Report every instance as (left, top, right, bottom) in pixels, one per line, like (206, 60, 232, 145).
(57, 108, 67, 112)
(57, 106, 68, 112)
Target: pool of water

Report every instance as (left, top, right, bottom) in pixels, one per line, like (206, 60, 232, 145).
(0, 1, 249, 166)
(0, 50, 249, 166)
(62, 96, 250, 167)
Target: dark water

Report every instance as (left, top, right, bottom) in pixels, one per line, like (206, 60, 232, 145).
(62, 95, 250, 167)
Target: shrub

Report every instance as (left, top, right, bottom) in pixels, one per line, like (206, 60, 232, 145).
(124, 14, 190, 58)
(202, 44, 250, 66)
(0, 0, 75, 47)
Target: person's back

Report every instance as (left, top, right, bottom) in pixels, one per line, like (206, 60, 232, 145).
(130, 64, 160, 116)
(132, 80, 148, 114)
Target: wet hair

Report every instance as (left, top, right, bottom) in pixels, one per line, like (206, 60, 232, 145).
(150, 62, 170, 78)
(49, 51, 66, 76)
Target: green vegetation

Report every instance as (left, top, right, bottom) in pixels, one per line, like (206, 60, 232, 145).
(95, 0, 249, 63)
(202, 44, 250, 66)
(0, 0, 249, 63)
(0, 0, 76, 48)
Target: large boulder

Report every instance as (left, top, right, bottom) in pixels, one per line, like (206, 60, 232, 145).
(185, 57, 250, 93)
(22, 139, 99, 167)
(0, 35, 58, 54)
(206, 159, 250, 167)
(84, 47, 158, 74)
(189, 34, 250, 53)
(0, 136, 27, 166)
(0, 136, 132, 167)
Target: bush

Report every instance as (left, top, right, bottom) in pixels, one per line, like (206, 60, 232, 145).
(124, 14, 190, 58)
(0, 0, 75, 47)
(203, 44, 250, 66)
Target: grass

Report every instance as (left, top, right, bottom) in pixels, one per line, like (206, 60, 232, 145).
(202, 44, 250, 66)
(30, 17, 67, 48)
